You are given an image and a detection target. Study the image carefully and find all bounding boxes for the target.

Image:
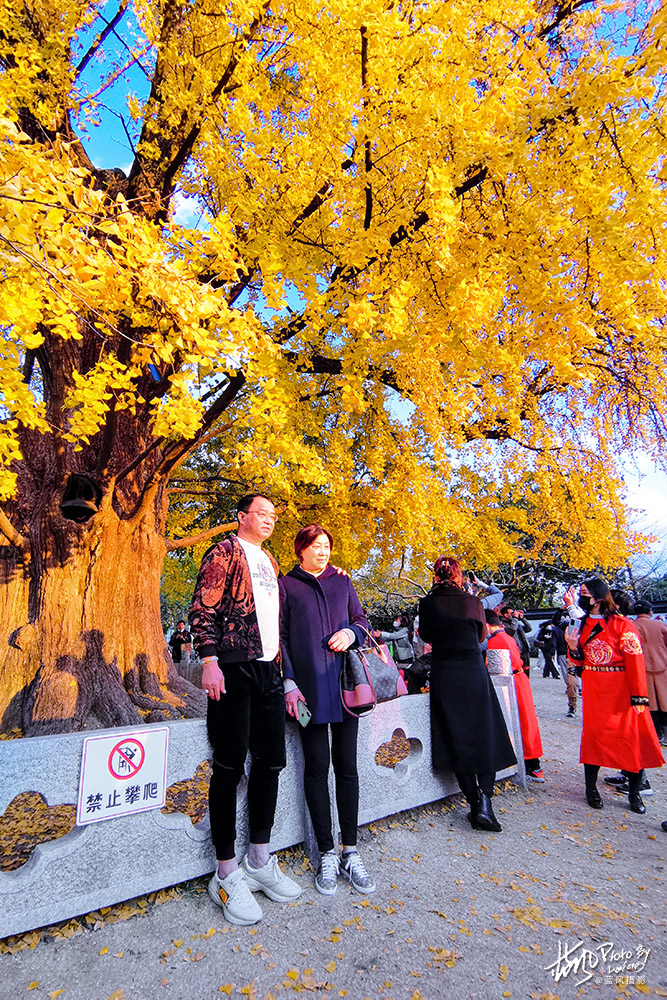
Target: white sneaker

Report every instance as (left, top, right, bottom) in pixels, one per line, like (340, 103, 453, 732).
(241, 854, 302, 902)
(208, 868, 262, 925)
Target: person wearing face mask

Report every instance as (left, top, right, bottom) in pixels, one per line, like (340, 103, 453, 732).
(374, 615, 414, 664)
(564, 579, 664, 814)
(374, 615, 417, 691)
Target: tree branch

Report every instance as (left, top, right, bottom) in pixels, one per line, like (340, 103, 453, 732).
(115, 437, 165, 483)
(158, 5, 271, 212)
(75, 0, 130, 78)
(165, 520, 238, 551)
(157, 373, 246, 477)
(0, 509, 30, 554)
(538, 0, 595, 39)
(283, 351, 401, 392)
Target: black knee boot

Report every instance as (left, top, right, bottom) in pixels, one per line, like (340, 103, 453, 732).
(627, 771, 646, 814)
(584, 763, 603, 809)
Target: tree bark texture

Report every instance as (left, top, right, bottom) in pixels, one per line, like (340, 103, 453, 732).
(0, 471, 206, 736)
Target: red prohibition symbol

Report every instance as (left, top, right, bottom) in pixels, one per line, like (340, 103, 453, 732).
(108, 738, 145, 780)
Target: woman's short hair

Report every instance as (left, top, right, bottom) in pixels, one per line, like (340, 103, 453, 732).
(433, 556, 463, 588)
(583, 577, 618, 619)
(294, 523, 334, 561)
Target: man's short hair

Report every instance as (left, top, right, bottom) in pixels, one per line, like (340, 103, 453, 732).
(236, 492, 273, 514)
(177, 620, 185, 626)
(485, 609, 502, 626)
(634, 600, 652, 615)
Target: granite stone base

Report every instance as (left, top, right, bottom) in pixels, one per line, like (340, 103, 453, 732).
(0, 678, 521, 938)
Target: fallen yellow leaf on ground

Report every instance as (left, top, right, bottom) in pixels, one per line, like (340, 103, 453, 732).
(324, 960, 336, 973)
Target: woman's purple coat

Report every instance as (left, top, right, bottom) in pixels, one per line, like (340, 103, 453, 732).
(280, 564, 370, 724)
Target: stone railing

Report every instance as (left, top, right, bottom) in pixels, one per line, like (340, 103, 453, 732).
(0, 678, 523, 939)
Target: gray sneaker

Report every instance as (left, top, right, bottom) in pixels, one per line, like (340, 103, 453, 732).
(340, 851, 375, 893)
(315, 850, 339, 895)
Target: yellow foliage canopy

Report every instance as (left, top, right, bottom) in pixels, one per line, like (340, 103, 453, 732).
(1, 0, 666, 571)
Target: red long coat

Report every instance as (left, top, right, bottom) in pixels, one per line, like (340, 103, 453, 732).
(569, 615, 664, 771)
(488, 629, 543, 760)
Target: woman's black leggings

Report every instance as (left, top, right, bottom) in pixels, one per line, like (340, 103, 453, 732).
(299, 715, 359, 853)
(584, 763, 642, 794)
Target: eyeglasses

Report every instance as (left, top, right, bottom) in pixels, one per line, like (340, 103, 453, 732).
(242, 508, 277, 522)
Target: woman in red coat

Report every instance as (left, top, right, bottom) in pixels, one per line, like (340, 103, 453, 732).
(486, 610, 544, 781)
(565, 578, 664, 813)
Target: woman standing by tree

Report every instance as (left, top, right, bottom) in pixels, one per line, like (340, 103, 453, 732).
(418, 557, 516, 832)
(564, 579, 664, 813)
(280, 525, 375, 896)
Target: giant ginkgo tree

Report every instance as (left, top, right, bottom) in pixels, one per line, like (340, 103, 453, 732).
(1, 0, 666, 735)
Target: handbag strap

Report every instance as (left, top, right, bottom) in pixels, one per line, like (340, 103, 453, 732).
(357, 625, 389, 664)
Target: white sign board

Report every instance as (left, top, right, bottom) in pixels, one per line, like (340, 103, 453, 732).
(76, 727, 169, 825)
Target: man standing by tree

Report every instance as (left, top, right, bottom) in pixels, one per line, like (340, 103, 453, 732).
(189, 494, 301, 925)
(168, 620, 192, 677)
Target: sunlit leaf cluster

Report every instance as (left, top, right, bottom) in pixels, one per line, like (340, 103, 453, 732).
(2, 0, 666, 569)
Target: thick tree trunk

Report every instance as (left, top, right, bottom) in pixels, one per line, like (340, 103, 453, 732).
(0, 493, 206, 736)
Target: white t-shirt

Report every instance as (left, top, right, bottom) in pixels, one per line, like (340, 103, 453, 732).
(237, 537, 279, 661)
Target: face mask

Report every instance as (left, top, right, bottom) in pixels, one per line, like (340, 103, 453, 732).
(393, 621, 401, 628)
(578, 595, 594, 613)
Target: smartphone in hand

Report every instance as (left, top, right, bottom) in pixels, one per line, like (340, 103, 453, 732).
(296, 699, 312, 727)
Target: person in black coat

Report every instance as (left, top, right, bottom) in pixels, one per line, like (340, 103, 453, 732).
(535, 621, 560, 678)
(418, 556, 516, 832)
(168, 620, 191, 669)
(281, 524, 375, 896)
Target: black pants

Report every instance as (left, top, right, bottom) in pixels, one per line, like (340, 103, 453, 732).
(455, 772, 495, 806)
(207, 658, 286, 861)
(651, 709, 667, 738)
(584, 764, 642, 795)
(299, 715, 359, 853)
(542, 653, 559, 679)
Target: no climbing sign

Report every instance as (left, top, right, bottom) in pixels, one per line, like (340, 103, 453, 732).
(76, 726, 169, 826)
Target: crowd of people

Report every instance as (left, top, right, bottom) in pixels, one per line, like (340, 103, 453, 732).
(182, 493, 665, 926)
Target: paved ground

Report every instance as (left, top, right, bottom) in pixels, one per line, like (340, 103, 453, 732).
(1, 674, 666, 1000)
